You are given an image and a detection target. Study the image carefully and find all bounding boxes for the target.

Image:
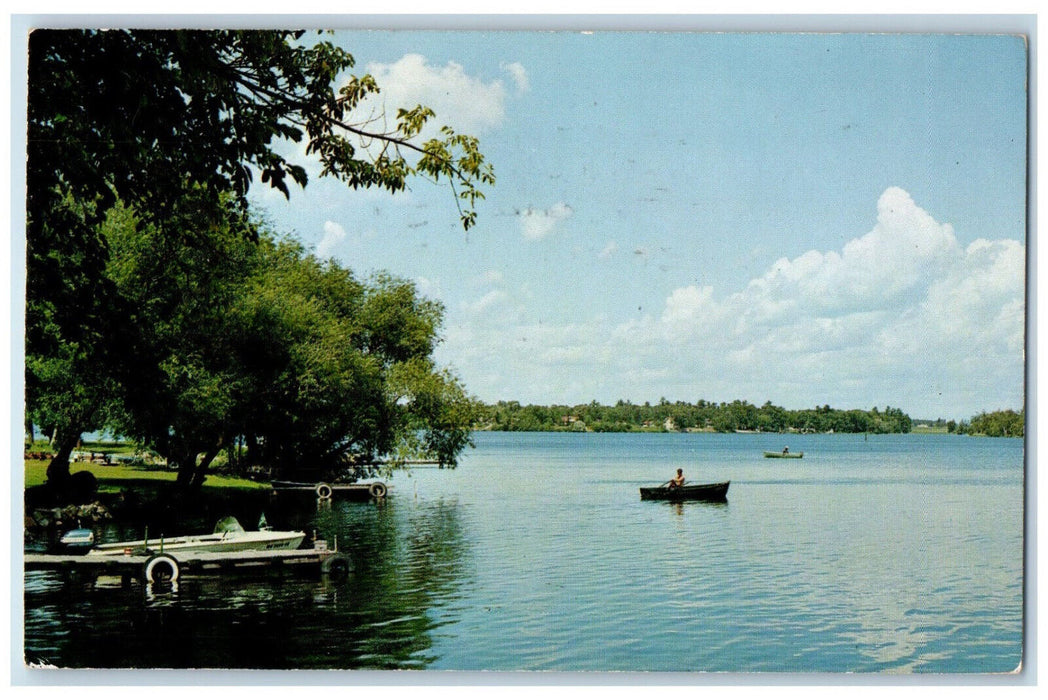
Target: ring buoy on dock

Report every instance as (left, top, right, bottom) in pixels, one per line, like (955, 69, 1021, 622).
(368, 482, 387, 498)
(143, 553, 180, 583)
(315, 483, 333, 499)
(321, 554, 351, 580)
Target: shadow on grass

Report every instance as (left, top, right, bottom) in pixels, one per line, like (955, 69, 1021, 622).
(26, 468, 278, 536)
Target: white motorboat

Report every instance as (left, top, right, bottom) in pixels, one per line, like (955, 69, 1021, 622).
(87, 516, 306, 556)
(59, 527, 96, 551)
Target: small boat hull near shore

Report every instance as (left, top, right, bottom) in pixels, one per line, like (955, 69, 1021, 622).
(87, 517, 305, 556)
(58, 528, 96, 552)
(639, 481, 730, 502)
(764, 451, 803, 459)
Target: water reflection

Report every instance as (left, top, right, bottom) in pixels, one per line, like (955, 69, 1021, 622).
(24, 494, 470, 669)
(664, 500, 729, 518)
(24, 433, 1025, 672)
(143, 580, 179, 602)
(305, 496, 471, 668)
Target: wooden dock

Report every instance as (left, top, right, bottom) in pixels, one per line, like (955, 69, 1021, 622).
(24, 546, 351, 583)
(271, 480, 389, 500)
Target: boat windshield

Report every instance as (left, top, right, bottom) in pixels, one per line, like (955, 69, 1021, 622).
(213, 516, 246, 534)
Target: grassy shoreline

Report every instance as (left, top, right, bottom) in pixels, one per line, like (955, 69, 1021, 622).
(910, 425, 950, 434)
(23, 459, 269, 492)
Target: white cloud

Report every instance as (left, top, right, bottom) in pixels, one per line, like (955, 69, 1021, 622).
(661, 285, 714, 326)
(437, 188, 1025, 418)
(638, 189, 1024, 415)
(316, 221, 349, 258)
(598, 241, 619, 259)
(415, 276, 442, 300)
(313, 220, 377, 262)
(756, 188, 960, 315)
(501, 61, 530, 93)
(361, 54, 509, 136)
(519, 203, 574, 240)
(463, 289, 514, 321)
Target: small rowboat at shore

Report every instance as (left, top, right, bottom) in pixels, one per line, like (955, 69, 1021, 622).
(639, 481, 730, 502)
(764, 451, 803, 459)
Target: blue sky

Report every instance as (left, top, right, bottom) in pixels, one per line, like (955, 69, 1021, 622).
(247, 31, 1021, 420)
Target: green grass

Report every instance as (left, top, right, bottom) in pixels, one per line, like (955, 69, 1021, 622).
(24, 459, 269, 493)
(911, 425, 950, 434)
(26, 440, 141, 455)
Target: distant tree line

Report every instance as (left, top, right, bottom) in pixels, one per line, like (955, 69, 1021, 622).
(949, 409, 1025, 437)
(477, 399, 914, 434)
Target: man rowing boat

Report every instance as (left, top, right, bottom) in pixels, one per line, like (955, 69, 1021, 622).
(668, 468, 685, 488)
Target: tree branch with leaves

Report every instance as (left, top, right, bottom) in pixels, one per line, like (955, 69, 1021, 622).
(26, 28, 494, 485)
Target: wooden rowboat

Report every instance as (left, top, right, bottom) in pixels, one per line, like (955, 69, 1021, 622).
(639, 481, 730, 502)
(763, 451, 803, 458)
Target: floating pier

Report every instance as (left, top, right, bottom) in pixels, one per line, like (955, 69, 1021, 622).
(271, 480, 389, 500)
(24, 545, 351, 584)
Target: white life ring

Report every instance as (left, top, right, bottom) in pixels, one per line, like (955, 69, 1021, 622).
(368, 482, 387, 498)
(143, 553, 180, 583)
(321, 554, 351, 579)
(316, 483, 333, 499)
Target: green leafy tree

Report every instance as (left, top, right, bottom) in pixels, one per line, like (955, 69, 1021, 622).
(102, 199, 479, 487)
(28, 29, 493, 230)
(387, 360, 482, 467)
(965, 409, 1024, 437)
(233, 242, 480, 479)
(103, 195, 264, 488)
(24, 192, 126, 482)
(27, 29, 493, 483)
(233, 246, 402, 477)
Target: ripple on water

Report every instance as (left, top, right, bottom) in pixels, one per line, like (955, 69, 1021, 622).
(23, 433, 1024, 672)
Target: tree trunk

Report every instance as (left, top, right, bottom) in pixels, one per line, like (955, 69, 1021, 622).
(45, 430, 81, 484)
(171, 435, 225, 491)
(189, 444, 221, 489)
(244, 433, 260, 467)
(174, 451, 196, 488)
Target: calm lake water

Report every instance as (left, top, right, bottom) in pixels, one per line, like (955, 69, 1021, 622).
(23, 432, 1025, 673)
